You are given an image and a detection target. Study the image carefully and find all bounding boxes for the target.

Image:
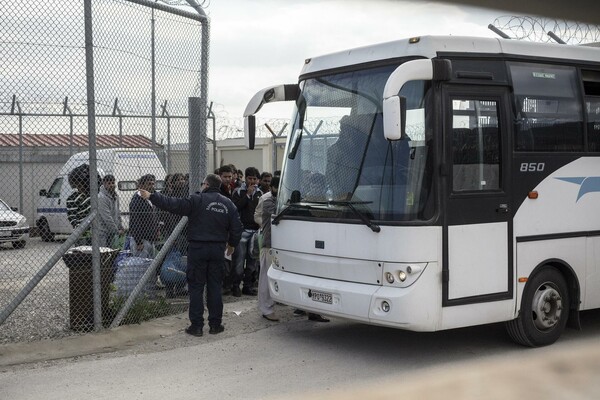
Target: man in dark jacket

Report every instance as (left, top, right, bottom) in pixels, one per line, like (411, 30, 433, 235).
(129, 174, 159, 258)
(231, 167, 261, 296)
(140, 174, 243, 336)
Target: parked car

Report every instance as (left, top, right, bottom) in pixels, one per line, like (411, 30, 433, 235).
(0, 199, 29, 249)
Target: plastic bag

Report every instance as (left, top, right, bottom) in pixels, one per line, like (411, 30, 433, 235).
(111, 233, 127, 250)
(249, 231, 261, 259)
(112, 236, 131, 273)
(159, 250, 187, 287)
(114, 256, 154, 297)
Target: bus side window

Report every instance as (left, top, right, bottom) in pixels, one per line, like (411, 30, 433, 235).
(509, 63, 584, 152)
(451, 99, 500, 192)
(583, 70, 600, 152)
(587, 97, 600, 152)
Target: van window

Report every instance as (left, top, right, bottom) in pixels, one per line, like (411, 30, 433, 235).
(118, 180, 165, 191)
(48, 178, 63, 198)
(118, 181, 138, 191)
(510, 63, 584, 152)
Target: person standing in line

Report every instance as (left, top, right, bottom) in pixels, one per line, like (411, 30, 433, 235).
(231, 166, 262, 296)
(218, 165, 234, 199)
(218, 165, 234, 294)
(129, 174, 159, 258)
(97, 174, 123, 248)
(139, 174, 242, 336)
(258, 176, 279, 321)
(258, 172, 272, 196)
(66, 164, 95, 245)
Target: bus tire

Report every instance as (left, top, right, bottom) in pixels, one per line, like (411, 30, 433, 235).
(506, 267, 569, 347)
(38, 219, 54, 242)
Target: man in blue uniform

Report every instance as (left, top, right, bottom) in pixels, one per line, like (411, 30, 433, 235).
(140, 174, 242, 336)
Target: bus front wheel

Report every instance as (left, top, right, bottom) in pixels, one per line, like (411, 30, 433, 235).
(506, 267, 569, 347)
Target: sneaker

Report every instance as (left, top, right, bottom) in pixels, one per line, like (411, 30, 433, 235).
(308, 313, 330, 323)
(209, 325, 225, 334)
(242, 287, 257, 296)
(232, 286, 242, 297)
(185, 325, 203, 337)
(262, 313, 280, 322)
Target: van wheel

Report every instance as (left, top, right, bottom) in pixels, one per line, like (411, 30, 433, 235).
(39, 219, 54, 242)
(506, 267, 569, 347)
(12, 241, 26, 249)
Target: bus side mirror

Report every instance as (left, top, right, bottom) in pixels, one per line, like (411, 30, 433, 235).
(39, 189, 48, 197)
(383, 96, 407, 140)
(244, 115, 256, 150)
(244, 84, 299, 150)
(383, 58, 451, 141)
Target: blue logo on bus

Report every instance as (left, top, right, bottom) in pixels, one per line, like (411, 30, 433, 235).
(556, 177, 600, 201)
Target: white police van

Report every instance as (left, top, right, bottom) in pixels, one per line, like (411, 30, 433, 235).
(36, 148, 166, 241)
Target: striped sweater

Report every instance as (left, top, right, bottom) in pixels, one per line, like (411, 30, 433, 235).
(66, 191, 91, 229)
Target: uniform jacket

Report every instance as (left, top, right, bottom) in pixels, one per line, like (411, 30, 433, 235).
(149, 187, 243, 248)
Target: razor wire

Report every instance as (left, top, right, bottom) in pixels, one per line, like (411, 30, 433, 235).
(492, 16, 600, 44)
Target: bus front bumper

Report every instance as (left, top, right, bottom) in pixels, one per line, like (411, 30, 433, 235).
(267, 266, 439, 332)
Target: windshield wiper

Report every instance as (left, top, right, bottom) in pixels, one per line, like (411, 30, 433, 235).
(272, 203, 314, 225)
(337, 201, 380, 233)
(308, 200, 381, 233)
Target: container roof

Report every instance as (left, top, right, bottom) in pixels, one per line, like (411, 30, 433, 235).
(0, 134, 159, 148)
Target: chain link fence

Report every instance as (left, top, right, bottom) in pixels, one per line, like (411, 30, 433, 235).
(0, 0, 209, 343)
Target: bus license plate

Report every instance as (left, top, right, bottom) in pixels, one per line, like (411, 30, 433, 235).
(311, 290, 332, 304)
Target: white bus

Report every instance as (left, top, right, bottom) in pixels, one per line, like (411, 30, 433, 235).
(243, 36, 600, 347)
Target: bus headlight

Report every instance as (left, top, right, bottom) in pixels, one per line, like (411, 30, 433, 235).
(385, 272, 395, 284)
(397, 271, 407, 282)
(381, 262, 428, 288)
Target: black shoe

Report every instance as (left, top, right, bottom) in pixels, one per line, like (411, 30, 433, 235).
(209, 325, 225, 334)
(293, 309, 306, 316)
(232, 286, 242, 297)
(242, 287, 257, 296)
(308, 313, 330, 323)
(185, 325, 203, 337)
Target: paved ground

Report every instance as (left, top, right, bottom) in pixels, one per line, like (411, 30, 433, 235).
(1, 301, 600, 400)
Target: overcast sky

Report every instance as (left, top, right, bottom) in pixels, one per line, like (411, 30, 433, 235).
(204, 0, 509, 119)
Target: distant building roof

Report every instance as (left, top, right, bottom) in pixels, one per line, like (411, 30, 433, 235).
(0, 134, 159, 148)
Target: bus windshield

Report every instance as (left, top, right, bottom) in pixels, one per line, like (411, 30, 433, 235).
(278, 63, 434, 223)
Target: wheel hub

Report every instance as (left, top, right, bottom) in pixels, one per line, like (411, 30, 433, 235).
(532, 283, 563, 331)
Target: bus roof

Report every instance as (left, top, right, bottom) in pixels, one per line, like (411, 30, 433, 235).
(300, 35, 600, 77)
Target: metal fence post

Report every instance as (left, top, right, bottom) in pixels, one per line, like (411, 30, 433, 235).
(83, 0, 103, 332)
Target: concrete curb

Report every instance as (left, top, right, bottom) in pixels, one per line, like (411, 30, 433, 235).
(0, 299, 258, 368)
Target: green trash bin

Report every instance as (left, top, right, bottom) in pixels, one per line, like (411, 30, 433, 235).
(62, 247, 118, 331)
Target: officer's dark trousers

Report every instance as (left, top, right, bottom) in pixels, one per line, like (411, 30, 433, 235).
(187, 242, 226, 328)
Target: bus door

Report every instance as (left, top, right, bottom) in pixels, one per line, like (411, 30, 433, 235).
(442, 86, 513, 306)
